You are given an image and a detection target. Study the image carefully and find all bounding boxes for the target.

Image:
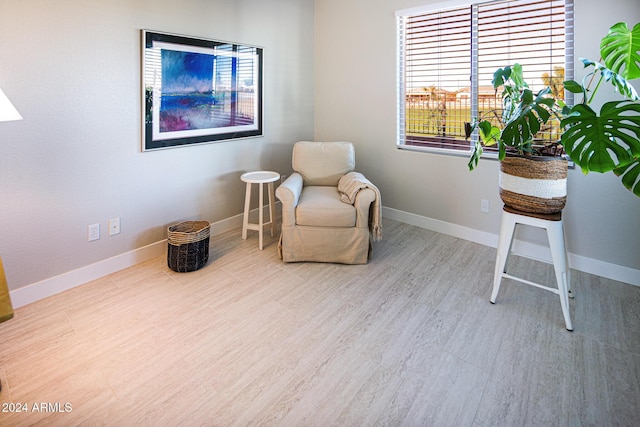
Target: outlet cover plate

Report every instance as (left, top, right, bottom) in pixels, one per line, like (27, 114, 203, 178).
(109, 218, 121, 236)
(88, 223, 100, 241)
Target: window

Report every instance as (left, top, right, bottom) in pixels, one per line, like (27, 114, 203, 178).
(396, 0, 574, 154)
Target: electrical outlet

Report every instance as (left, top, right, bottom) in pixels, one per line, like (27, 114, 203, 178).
(480, 199, 490, 213)
(109, 218, 121, 236)
(280, 174, 287, 183)
(88, 223, 100, 241)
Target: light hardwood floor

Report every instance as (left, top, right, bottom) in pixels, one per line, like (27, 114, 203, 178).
(1, 218, 639, 426)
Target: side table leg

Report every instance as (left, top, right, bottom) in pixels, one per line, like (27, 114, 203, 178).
(242, 182, 251, 240)
(268, 182, 276, 237)
(258, 182, 264, 250)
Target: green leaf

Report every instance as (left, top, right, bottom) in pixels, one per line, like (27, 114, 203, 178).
(582, 59, 640, 101)
(614, 158, 640, 197)
(600, 22, 640, 80)
(498, 85, 559, 153)
(478, 120, 492, 135)
(478, 120, 500, 145)
(492, 67, 511, 89)
(521, 88, 533, 104)
(560, 101, 640, 173)
(557, 98, 567, 110)
(564, 80, 584, 94)
(468, 140, 483, 171)
(503, 119, 529, 149)
(510, 63, 526, 89)
(528, 110, 540, 135)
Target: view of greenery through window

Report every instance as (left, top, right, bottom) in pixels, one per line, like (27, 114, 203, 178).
(398, 0, 572, 153)
(405, 66, 566, 149)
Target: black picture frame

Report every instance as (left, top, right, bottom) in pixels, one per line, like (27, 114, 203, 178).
(142, 30, 263, 151)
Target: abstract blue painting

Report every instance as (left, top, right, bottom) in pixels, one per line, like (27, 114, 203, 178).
(160, 50, 216, 132)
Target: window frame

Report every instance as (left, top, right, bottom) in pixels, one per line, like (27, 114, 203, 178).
(396, 0, 574, 158)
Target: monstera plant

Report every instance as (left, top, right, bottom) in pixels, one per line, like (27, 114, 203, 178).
(469, 22, 640, 200)
(561, 22, 640, 197)
(467, 63, 564, 168)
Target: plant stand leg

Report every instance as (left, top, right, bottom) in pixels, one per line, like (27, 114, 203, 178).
(491, 211, 516, 303)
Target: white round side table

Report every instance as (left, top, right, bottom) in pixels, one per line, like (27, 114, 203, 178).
(240, 171, 280, 250)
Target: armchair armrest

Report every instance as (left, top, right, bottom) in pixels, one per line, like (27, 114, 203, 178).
(276, 172, 303, 226)
(354, 187, 376, 228)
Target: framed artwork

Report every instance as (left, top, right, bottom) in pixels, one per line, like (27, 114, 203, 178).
(142, 30, 263, 151)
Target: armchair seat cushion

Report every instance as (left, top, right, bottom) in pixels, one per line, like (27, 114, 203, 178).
(295, 186, 356, 227)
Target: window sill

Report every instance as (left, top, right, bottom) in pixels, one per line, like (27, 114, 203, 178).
(396, 143, 499, 161)
(397, 144, 575, 169)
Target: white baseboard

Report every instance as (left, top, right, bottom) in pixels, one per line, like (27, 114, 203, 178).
(382, 206, 640, 287)
(11, 203, 639, 309)
(382, 207, 499, 248)
(10, 212, 247, 309)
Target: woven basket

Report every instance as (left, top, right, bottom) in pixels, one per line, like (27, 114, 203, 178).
(499, 155, 568, 214)
(167, 221, 210, 272)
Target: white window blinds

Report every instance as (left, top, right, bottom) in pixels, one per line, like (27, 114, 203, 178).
(397, 0, 574, 152)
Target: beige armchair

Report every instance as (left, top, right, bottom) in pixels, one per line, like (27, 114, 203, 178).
(276, 141, 381, 264)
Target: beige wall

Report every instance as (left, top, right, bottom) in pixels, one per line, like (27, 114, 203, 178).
(0, 0, 314, 290)
(314, 0, 640, 276)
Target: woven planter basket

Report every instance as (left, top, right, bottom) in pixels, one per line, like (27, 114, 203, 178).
(167, 221, 211, 272)
(499, 155, 568, 214)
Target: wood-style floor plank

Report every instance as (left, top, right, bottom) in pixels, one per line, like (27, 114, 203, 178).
(1, 218, 639, 426)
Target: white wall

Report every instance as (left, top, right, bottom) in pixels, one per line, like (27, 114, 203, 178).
(0, 0, 314, 291)
(314, 0, 640, 282)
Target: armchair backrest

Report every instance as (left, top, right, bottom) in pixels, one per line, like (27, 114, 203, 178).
(292, 141, 355, 186)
